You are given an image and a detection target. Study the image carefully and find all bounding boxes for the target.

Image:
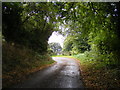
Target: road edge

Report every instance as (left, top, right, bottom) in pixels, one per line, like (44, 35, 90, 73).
(60, 56, 86, 88)
(11, 61, 57, 88)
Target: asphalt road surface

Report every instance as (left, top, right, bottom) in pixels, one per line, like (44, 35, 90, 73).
(14, 57, 84, 88)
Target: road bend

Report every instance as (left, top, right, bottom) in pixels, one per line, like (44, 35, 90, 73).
(14, 57, 84, 88)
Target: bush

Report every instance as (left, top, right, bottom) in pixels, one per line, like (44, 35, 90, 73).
(2, 42, 55, 88)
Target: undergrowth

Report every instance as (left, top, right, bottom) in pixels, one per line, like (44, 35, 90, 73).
(2, 42, 55, 88)
(73, 54, 120, 88)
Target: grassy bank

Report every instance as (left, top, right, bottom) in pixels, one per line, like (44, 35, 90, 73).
(73, 54, 120, 88)
(2, 42, 55, 88)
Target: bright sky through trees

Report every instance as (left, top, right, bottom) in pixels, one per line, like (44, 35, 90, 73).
(48, 32, 65, 48)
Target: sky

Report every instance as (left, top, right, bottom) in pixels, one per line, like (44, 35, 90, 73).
(48, 31, 65, 48)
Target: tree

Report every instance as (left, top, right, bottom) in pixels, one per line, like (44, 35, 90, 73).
(2, 2, 120, 67)
(59, 2, 120, 67)
(2, 2, 60, 53)
(63, 35, 90, 55)
(48, 42, 62, 55)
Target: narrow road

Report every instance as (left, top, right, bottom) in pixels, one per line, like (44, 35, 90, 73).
(14, 57, 84, 88)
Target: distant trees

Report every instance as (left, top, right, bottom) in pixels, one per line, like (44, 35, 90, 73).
(48, 42, 62, 55)
(63, 35, 90, 55)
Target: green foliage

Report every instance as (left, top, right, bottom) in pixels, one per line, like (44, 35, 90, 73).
(63, 35, 90, 55)
(2, 2, 59, 53)
(48, 42, 62, 55)
(73, 54, 120, 88)
(61, 2, 120, 68)
(2, 42, 55, 88)
(2, 2, 120, 88)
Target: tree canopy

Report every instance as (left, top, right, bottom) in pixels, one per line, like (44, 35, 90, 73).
(2, 2, 60, 53)
(2, 2, 120, 68)
(61, 2, 120, 67)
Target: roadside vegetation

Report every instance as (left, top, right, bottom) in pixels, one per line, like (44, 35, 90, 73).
(53, 55, 120, 88)
(60, 2, 120, 88)
(2, 42, 55, 88)
(2, 2, 120, 88)
(2, 2, 58, 88)
(73, 54, 120, 88)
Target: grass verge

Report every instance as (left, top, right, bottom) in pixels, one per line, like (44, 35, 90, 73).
(2, 42, 55, 88)
(73, 54, 120, 88)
